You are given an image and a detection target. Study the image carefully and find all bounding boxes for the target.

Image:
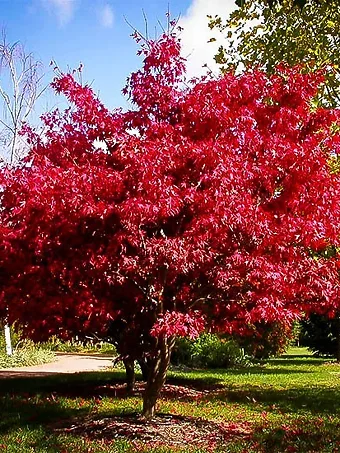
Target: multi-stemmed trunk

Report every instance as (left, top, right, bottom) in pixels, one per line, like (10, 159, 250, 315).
(123, 358, 136, 392)
(123, 357, 151, 392)
(138, 358, 151, 381)
(142, 335, 175, 419)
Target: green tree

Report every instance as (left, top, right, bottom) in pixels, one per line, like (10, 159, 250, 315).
(237, 0, 327, 7)
(209, 0, 340, 106)
(300, 313, 340, 361)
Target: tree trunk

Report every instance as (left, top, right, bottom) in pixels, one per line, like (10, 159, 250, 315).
(138, 358, 150, 381)
(123, 358, 135, 392)
(142, 336, 175, 419)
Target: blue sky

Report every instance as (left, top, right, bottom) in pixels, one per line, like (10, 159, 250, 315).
(0, 0, 235, 114)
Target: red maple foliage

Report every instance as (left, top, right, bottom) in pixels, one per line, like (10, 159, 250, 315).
(1, 28, 340, 417)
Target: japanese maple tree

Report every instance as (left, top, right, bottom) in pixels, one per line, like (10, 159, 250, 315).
(1, 26, 340, 418)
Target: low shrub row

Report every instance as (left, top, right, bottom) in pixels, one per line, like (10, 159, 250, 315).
(171, 333, 250, 368)
(39, 336, 116, 355)
(0, 326, 55, 368)
(0, 346, 55, 368)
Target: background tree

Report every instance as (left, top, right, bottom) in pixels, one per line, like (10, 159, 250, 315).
(209, 0, 340, 106)
(1, 30, 340, 419)
(236, 0, 327, 7)
(0, 34, 45, 164)
(300, 313, 340, 360)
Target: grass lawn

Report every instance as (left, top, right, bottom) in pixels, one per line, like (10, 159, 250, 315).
(0, 347, 339, 452)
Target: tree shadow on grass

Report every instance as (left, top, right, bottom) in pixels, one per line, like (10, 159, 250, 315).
(0, 371, 128, 435)
(0, 393, 86, 434)
(206, 385, 340, 414)
(0, 370, 224, 405)
(0, 372, 142, 423)
(1, 365, 339, 441)
(0, 370, 126, 395)
(0, 370, 245, 451)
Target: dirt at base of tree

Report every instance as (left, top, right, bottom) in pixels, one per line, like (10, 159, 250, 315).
(51, 383, 251, 451)
(54, 412, 252, 450)
(51, 382, 252, 449)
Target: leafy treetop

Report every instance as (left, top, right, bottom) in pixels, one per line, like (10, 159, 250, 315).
(236, 0, 322, 8)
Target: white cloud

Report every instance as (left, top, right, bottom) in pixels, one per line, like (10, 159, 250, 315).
(41, 0, 77, 26)
(179, 0, 236, 80)
(99, 4, 114, 28)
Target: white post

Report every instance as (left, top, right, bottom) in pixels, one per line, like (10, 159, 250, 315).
(4, 324, 12, 356)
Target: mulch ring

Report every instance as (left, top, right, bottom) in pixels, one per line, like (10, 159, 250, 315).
(52, 382, 252, 449)
(53, 413, 252, 450)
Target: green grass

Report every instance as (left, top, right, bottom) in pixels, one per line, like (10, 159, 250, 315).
(0, 347, 340, 452)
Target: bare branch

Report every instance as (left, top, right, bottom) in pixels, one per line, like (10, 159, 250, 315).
(142, 9, 149, 41)
(0, 34, 46, 164)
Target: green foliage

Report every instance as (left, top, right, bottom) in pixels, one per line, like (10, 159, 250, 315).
(171, 333, 249, 368)
(263, 0, 327, 7)
(300, 313, 340, 358)
(330, 154, 340, 175)
(0, 336, 55, 368)
(209, 0, 340, 107)
(290, 321, 302, 345)
(0, 348, 55, 368)
(40, 337, 116, 355)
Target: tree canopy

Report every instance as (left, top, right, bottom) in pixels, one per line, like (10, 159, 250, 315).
(1, 29, 340, 417)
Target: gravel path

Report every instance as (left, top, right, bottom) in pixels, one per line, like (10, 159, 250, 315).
(0, 353, 114, 378)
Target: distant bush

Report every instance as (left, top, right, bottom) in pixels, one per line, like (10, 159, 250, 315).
(0, 347, 55, 368)
(236, 321, 293, 359)
(171, 333, 250, 368)
(0, 330, 55, 368)
(40, 336, 116, 355)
